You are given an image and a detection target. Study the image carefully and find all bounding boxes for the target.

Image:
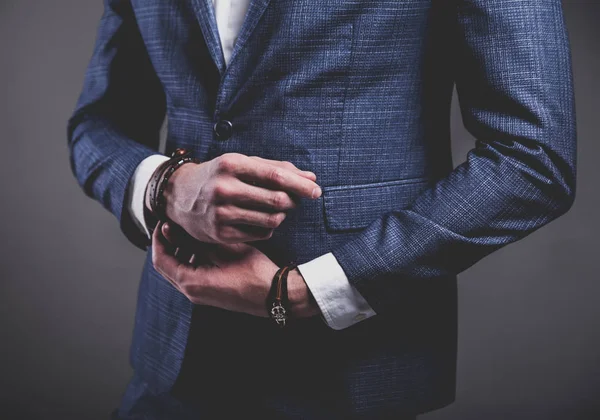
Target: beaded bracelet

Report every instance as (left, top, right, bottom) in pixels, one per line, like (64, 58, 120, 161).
(145, 148, 200, 234)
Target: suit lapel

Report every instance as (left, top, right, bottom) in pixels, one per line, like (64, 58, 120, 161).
(224, 0, 272, 73)
(191, 0, 226, 75)
(191, 0, 272, 80)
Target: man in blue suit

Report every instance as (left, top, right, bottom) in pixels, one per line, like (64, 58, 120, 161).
(68, 0, 576, 418)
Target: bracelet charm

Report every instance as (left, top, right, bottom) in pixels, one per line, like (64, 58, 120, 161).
(271, 301, 287, 327)
(266, 264, 295, 328)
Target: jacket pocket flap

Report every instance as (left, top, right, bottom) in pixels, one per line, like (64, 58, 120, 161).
(322, 177, 432, 231)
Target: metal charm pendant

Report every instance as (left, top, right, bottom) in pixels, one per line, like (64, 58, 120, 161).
(271, 302, 287, 327)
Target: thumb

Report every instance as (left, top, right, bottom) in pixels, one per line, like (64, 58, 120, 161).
(161, 222, 196, 247)
(161, 221, 178, 245)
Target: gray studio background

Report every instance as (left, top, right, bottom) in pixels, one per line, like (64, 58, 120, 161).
(0, 1, 598, 419)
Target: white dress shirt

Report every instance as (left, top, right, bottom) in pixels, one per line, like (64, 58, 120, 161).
(126, 0, 376, 330)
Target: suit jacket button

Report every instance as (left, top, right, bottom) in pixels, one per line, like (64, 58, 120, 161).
(213, 119, 233, 140)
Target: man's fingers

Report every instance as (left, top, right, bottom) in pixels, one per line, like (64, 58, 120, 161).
(162, 222, 217, 266)
(217, 224, 274, 243)
(217, 204, 287, 229)
(167, 216, 274, 245)
(162, 222, 195, 264)
(161, 222, 198, 249)
(227, 158, 321, 199)
(247, 156, 317, 181)
(151, 221, 182, 282)
(152, 222, 215, 303)
(161, 221, 182, 245)
(230, 208, 286, 228)
(218, 179, 298, 211)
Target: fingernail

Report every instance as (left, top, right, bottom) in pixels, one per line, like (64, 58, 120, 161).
(312, 186, 322, 198)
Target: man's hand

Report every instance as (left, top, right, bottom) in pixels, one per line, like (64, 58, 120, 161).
(146, 153, 321, 244)
(151, 221, 321, 319)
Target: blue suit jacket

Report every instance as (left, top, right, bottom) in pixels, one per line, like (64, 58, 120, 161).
(67, 0, 576, 416)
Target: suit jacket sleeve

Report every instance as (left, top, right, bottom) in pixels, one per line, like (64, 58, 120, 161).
(330, 0, 577, 315)
(67, 0, 166, 251)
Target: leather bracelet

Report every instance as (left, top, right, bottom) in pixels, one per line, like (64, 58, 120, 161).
(267, 264, 296, 328)
(266, 267, 285, 319)
(145, 148, 200, 235)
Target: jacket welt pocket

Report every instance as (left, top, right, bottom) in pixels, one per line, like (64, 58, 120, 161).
(322, 177, 432, 232)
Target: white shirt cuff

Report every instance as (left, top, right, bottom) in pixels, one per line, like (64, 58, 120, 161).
(127, 154, 170, 239)
(297, 252, 377, 330)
